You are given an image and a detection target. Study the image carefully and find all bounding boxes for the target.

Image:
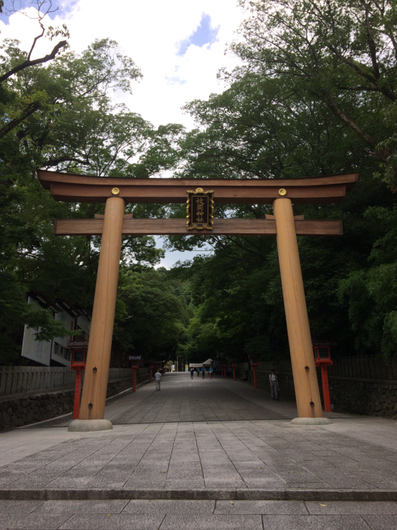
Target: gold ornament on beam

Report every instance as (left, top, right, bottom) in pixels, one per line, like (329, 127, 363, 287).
(186, 188, 214, 230)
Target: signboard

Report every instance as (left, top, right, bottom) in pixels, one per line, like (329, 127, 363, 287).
(186, 188, 214, 230)
(129, 355, 141, 361)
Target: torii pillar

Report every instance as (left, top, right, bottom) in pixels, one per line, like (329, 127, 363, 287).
(274, 195, 322, 422)
(70, 191, 124, 430)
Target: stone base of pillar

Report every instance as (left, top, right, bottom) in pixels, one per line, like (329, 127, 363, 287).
(68, 419, 113, 432)
(291, 417, 333, 425)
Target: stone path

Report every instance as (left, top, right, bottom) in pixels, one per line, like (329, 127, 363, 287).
(0, 499, 397, 529)
(0, 372, 396, 529)
(112, 373, 290, 423)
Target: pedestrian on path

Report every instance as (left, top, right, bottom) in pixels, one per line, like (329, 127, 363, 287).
(209, 367, 213, 379)
(202, 366, 205, 378)
(269, 369, 279, 400)
(154, 368, 162, 391)
(190, 368, 194, 379)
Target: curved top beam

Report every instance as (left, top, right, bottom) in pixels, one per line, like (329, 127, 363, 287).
(37, 170, 358, 204)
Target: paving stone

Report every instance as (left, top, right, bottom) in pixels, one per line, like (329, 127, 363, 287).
(306, 501, 397, 514)
(59, 513, 164, 530)
(261, 514, 370, 529)
(362, 514, 397, 529)
(0, 500, 44, 513)
(34, 500, 129, 514)
(0, 513, 71, 529)
(123, 499, 215, 514)
(215, 500, 308, 514)
(160, 514, 262, 530)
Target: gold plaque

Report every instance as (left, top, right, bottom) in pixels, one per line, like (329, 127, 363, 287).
(186, 188, 214, 230)
(278, 188, 287, 196)
(111, 187, 120, 195)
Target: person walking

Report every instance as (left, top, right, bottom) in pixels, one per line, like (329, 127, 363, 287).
(269, 369, 279, 400)
(209, 367, 213, 379)
(190, 367, 194, 379)
(202, 366, 205, 378)
(154, 368, 162, 391)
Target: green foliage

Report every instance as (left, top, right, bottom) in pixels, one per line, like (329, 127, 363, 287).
(0, 28, 178, 363)
(113, 266, 190, 363)
(168, 0, 397, 363)
(231, 0, 397, 188)
(172, 238, 289, 363)
(338, 207, 397, 358)
(3, 0, 397, 368)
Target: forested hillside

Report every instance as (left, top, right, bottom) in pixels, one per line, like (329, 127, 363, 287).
(1, 0, 396, 366)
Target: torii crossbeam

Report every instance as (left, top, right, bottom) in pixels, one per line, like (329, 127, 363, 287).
(38, 170, 358, 430)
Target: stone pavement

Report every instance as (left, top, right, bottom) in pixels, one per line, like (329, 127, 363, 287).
(0, 372, 397, 529)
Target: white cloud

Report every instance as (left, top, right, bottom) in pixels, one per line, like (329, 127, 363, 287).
(1, 0, 247, 266)
(1, 0, 245, 128)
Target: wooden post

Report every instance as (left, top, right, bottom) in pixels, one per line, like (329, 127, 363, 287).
(73, 369, 83, 420)
(132, 365, 138, 393)
(273, 197, 323, 419)
(252, 363, 258, 389)
(321, 365, 332, 412)
(79, 196, 125, 420)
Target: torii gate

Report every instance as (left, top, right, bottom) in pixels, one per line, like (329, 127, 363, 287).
(38, 170, 358, 430)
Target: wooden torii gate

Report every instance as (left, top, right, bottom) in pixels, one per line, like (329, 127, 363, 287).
(38, 170, 358, 430)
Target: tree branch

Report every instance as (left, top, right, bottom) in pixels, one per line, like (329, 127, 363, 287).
(0, 40, 67, 84)
(43, 156, 91, 167)
(325, 94, 389, 163)
(0, 101, 40, 139)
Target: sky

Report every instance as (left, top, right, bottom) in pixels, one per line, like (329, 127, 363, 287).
(0, 0, 247, 267)
(0, 0, 245, 128)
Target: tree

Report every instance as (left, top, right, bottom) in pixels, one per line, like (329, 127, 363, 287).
(231, 0, 397, 188)
(0, 0, 69, 138)
(113, 266, 190, 364)
(0, 31, 172, 363)
(164, 0, 397, 362)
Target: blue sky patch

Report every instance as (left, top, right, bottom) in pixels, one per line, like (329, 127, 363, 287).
(166, 76, 187, 86)
(177, 13, 220, 56)
(0, 0, 77, 25)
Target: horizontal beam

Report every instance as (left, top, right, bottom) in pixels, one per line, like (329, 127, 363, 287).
(54, 218, 343, 236)
(38, 170, 358, 205)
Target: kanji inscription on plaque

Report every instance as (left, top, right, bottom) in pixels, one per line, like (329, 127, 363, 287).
(186, 188, 214, 230)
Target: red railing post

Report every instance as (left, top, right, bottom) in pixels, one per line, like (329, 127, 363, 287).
(252, 363, 258, 389)
(73, 369, 83, 419)
(321, 365, 332, 412)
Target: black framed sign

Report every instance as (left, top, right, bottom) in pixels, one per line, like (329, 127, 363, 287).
(186, 187, 214, 230)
